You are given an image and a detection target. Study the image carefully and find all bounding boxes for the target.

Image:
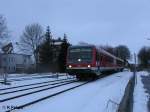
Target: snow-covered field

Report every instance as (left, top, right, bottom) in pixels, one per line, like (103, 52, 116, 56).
(0, 72, 132, 112)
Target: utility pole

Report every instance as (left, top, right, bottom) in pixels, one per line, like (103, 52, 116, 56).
(134, 53, 137, 84)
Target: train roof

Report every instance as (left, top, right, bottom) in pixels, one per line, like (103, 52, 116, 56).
(68, 45, 95, 49)
(96, 47, 123, 61)
(96, 47, 124, 62)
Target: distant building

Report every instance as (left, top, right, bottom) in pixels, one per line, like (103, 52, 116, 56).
(0, 53, 33, 73)
(52, 38, 64, 62)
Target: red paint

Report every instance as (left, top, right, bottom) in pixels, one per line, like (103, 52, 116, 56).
(66, 45, 124, 70)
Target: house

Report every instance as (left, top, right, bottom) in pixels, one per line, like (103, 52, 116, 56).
(0, 53, 33, 73)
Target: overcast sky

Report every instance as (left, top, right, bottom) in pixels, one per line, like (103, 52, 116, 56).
(0, 0, 150, 55)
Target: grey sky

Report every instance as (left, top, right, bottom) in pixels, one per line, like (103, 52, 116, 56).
(0, 0, 150, 54)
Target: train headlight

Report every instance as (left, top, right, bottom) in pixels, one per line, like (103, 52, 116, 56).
(88, 65, 91, 68)
(69, 65, 72, 68)
(78, 58, 81, 62)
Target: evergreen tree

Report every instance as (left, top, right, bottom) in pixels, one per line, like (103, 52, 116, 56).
(138, 46, 150, 68)
(58, 34, 70, 72)
(39, 26, 53, 65)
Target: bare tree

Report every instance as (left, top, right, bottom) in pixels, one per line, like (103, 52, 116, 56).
(0, 15, 9, 46)
(19, 23, 44, 71)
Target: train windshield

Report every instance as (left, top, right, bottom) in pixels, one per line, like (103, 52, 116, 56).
(67, 47, 93, 63)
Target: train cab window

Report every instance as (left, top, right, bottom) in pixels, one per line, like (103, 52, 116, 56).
(68, 47, 93, 63)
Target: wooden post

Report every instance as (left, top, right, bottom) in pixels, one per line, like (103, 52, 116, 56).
(0, 68, 7, 84)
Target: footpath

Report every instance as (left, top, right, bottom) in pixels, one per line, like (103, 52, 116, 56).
(118, 71, 150, 112)
(133, 71, 150, 112)
(141, 74, 150, 112)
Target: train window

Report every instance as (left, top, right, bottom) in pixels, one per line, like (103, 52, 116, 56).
(69, 48, 80, 52)
(96, 51, 100, 61)
(116, 60, 123, 65)
(110, 57, 114, 63)
(69, 48, 92, 53)
(105, 55, 114, 63)
(80, 51, 92, 60)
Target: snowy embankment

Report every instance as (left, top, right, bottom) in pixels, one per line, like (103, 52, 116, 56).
(14, 72, 132, 112)
(133, 71, 149, 112)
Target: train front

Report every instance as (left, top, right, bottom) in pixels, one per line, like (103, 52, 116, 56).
(66, 45, 97, 80)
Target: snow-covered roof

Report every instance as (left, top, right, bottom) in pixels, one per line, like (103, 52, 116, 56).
(0, 53, 31, 56)
(53, 42, 63, 45)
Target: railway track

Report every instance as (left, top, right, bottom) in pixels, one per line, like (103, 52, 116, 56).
(0, 75, 58, 82)
(5, 81, 90, 112)
(0, 73, 52, 78)
(0, 73, 67, 82)
(0, 77, 49, 82)
(0, 80, 78, 103)
(6, 73, 63, 79)
(0, 79, 76, 95)
(0, 78, 74, 91)
(6, 74, 49, 78)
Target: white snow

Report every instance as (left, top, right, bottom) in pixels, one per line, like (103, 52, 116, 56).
(1, 71, 149, 112)
(0, 82, 83, 112)
(0, 71, 132, 112)
(133, 71, 149, 112)
(0, 73, 71, 89)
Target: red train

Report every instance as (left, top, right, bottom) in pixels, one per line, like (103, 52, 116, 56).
(66, 45, 125, 80)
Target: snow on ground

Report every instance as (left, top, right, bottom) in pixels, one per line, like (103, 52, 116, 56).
(0, 81, 83, 112)
(0, 73, 72, 89)
(1, 71, 149, 112)
(0, 73, 68, 80)
(133, 71, 149, 112)
(0, 79, 76, 98)
(6, 71, 132, 112)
